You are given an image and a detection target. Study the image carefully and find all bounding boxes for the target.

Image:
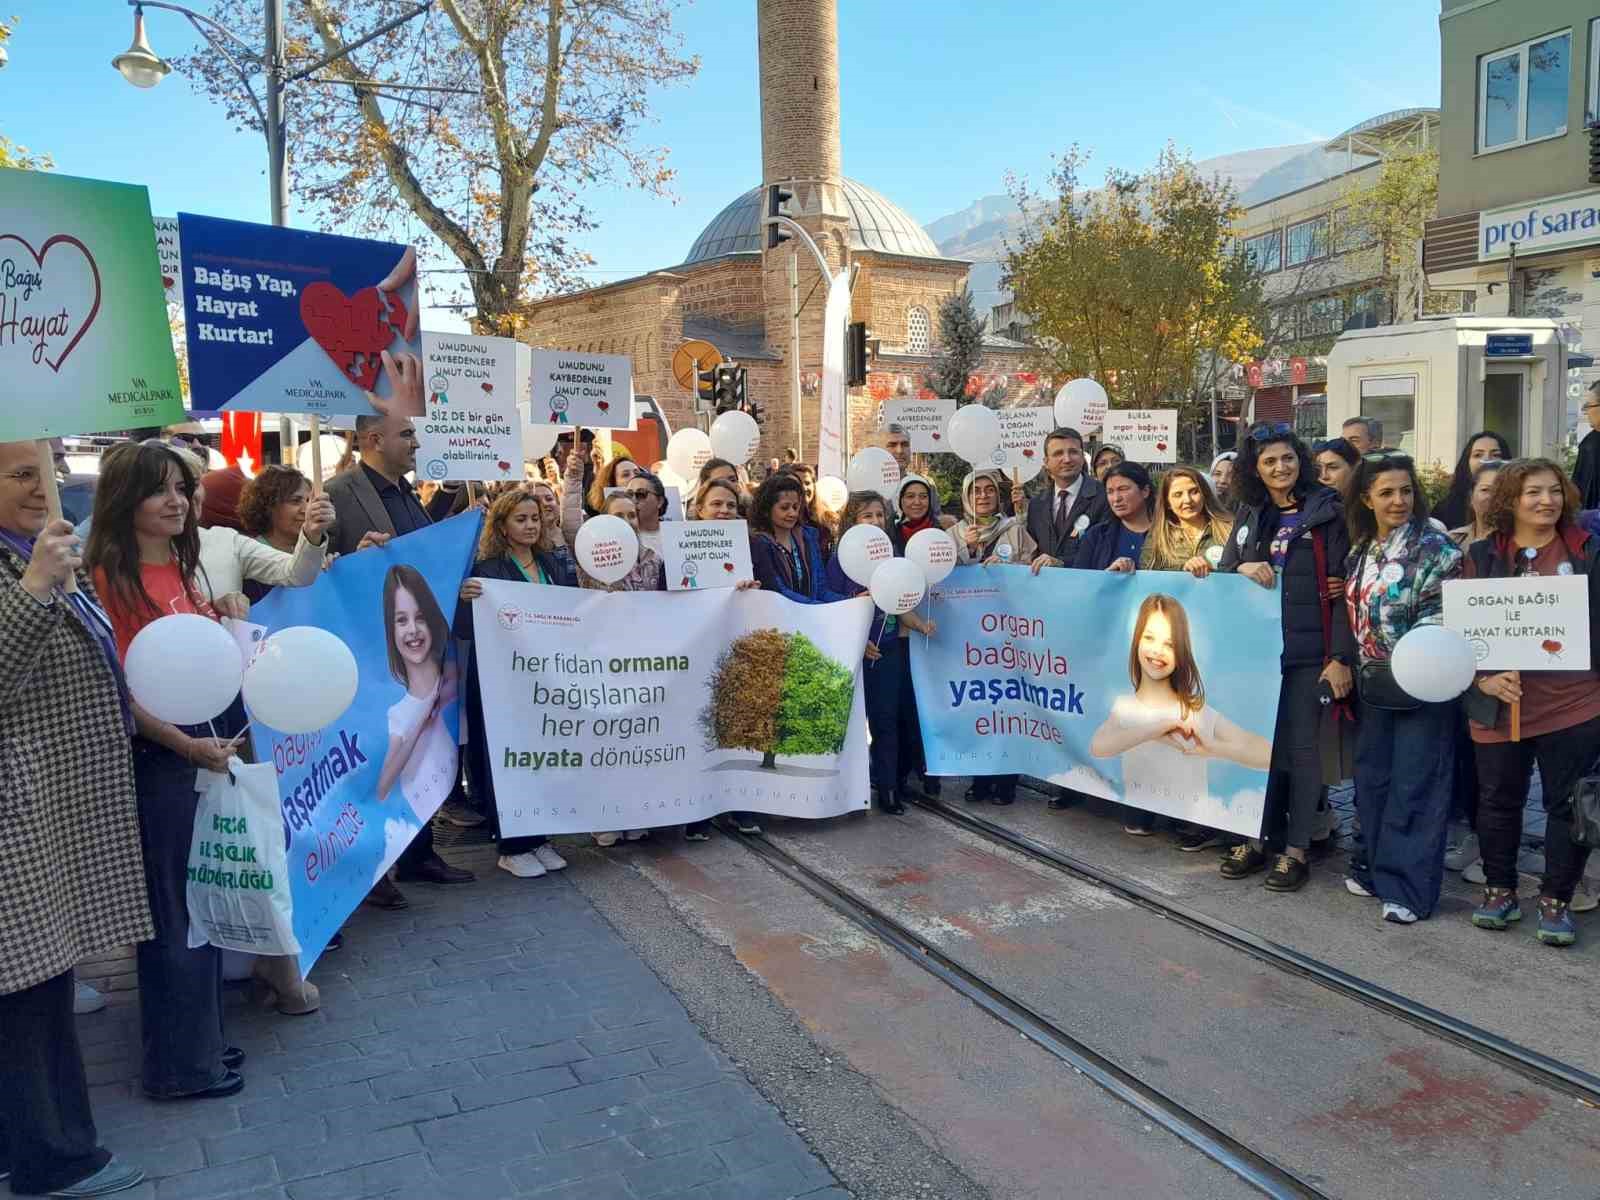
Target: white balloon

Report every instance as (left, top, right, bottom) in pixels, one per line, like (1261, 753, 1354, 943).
(575, 513, 640, 584)
(666, 428, 713, 482)
(298, 434, 348, 484)
(243, 626, 359, 734)
(869, 557, 927, 615)
(1053, 378, 1109, 432)
(125, 614, 244, 726)
(520, 404, 559, 460)
(657, 464, 688, 492)
(837, 523, 894, 587)
(709, 410, 761, 464)
(1390, 625, 1478, 703)
(946, 404, 1001, 465)
(905, 527, 957, 585)
(815, 475, 849, 511)
(846, 447, 901, 498)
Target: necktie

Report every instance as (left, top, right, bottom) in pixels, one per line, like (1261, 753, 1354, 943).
(1055, 488, 1069, 532)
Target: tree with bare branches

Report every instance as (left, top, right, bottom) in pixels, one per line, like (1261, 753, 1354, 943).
(179, 1, 698, 330)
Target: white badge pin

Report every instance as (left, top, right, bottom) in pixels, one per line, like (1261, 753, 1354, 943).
(997, 542, 1014, 562)
(1236, 525, 1248, 547)
(1380, 562, 1403, 586)
(1558, 561, 1574, 576)
(1072, 514, 1089, 535)
(1205, 545, 1223, 567)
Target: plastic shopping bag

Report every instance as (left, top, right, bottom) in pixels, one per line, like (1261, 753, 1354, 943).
(186, 757, 300, 955)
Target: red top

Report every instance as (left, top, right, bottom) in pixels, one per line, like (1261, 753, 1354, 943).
(94, 562, 217, 662)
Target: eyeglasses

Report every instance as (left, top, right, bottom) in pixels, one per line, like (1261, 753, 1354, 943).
(0, 468, 43, 486)
(1248, 422, 1293, 444)
(625, 488, 654, 502)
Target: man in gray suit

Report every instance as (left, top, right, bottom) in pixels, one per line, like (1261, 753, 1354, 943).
(326, 412, 475, 903)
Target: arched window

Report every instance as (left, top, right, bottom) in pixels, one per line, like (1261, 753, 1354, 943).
(906, 306, 931, 354)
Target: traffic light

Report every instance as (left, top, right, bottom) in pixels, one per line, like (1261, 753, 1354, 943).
(696, 364, 718, 409)
(766, 184, 794, 250)
(846, 321, 867, 387)
(713, 364, 742, 412)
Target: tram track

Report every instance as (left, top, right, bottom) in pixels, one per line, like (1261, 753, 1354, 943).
(723, 825, 1332, 1200)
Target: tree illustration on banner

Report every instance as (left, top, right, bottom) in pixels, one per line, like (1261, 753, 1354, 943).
(701, 629, 854, 768)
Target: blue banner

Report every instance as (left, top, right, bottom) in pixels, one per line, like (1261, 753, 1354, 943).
(910, 566, 1284, 838)
(247, 515, 480, 970)
(178, 213, 419, 416)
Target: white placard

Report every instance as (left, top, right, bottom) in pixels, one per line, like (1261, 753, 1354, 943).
(530, 348, 632, 429)
(417, 332, 522, 482)
(153, 215, 183, 306)
(1443, 576, 1591, 671)
(663, 486, 685, 522)
(515, 341, 532, 408)
(817, 270, 851, 479)
(660, 519, 754, 590)
(982, 406, 1054, 482)
(881, 398, 958, 453)
(1103, 409, 1178, 463)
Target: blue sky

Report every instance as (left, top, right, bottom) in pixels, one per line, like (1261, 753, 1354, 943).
(5, 0, 1440, 326)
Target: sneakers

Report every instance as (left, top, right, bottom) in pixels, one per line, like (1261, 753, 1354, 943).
(534, 844, 568, 871)
(1122, 823, 1155, 837)
(73, 980, 107, 1014)
(1471, 887, 1522, 930)
(1220, 843, 1268, 879)
(684, 822, 712, 842)
(593, 832, 620, 847)
(1536, 897, 1576, 947)
(1571, 887, 1598, 913)
(498, 853, 547, 878)
(1383, 902, 1419, 924)
(45, 1158, 146, 1197)
(734, 815, 763, 835)
(439, 802, 486, 828)
(1462, 859, 1487, 884)
(1442, 830, 1479, 872)
(1263, 854, 1309, 893)
(1176, 828, 1225, 853)
(624, 830, 648, 841)
(1345, 877, 1375, 898)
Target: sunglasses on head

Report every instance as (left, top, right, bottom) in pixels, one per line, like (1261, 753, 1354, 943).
(1361, 450, 1412, 465)
(1248, 422, 1293, 444)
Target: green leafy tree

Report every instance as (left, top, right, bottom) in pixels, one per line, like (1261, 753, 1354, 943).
(1341, 144, 1439, 323)
(701, 628, 854, 769)
(774, 633, 853, 758)
(922, 289, 989, 507)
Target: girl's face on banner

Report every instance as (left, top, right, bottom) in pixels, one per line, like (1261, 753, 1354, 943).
(771, 492, 803, 531)
(900, 484, 930, 521)
(135, 462, 190, 541)
(392, 586, 433, 669)
(506, 500, 542, 549)
(971, 477, 999, 517)
(1167, 475, 1204, 524)
(1138, 610, 1177, 682)
(855, 501, 888, 531)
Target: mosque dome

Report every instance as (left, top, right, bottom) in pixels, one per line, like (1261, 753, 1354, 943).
(684, 177, 944, 263)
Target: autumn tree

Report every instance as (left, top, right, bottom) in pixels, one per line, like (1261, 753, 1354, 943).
(1005, 145, 1263, 416)
(702, 629, 854, 769)
(1341, 143, 1439, 323)
(179, 1, 698, 330)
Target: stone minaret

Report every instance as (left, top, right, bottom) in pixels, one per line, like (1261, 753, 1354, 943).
(758, 0, 851, 462)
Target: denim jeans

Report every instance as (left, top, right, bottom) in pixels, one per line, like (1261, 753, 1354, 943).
(1352, 698, 1457, 918)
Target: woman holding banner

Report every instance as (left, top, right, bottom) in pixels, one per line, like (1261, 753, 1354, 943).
(1071, 463, 1154, 574)
(0, 441, 152, 1196)
(1462, 459, 1600, 946)
(457, 489, 576, 879)
(1342, 452, 1462, 923)
(1217, 424, 1354, 893)
(87, 442, 248, 1100)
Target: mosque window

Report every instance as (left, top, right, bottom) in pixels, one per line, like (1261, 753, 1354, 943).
(907, 306, 931, 354)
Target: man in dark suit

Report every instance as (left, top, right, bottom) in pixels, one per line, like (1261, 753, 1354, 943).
(1024, 427, 1109, 570)
(325, 413, 475, 905)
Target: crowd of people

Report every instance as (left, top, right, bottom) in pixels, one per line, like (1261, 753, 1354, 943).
(5, 389, 1600, 1196)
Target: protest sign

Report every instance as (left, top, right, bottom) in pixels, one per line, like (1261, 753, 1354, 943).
(529, 348, 632, 428)
(417, 332, 521, 482)
(986, 405, 1054, 482)
(473, 582, 872, 835)
(153, 215, 182, 306)
(882, 397, 957, 453)
(663, 486, 685, 521)
(1104, 409, 1178, 463)
(246, 515, 480, 971)
(179, 213, 419, 417)
(661, 519, 753, 590)
(0, 167, 184, 440)
(910, 566, 1283, 837)
(817, 269, 851, 479)
(1444, 576, 1591, 671)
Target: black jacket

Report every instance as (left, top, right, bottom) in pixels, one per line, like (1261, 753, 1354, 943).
(1026, 475, 1109, 566)
(1575, 429, 1600, 512)
(1218, 485, 1354, 669)
(453, 550, 576, 639)
(1071, 519, 1148, 572)
(1460, 531, 1600, 728)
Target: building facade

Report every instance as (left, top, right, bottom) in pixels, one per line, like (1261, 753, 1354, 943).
(1424, 0, 1600, 436)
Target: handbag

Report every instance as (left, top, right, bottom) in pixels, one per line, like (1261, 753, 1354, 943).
(1356, 659, 1420, 712)
(186, 758, 300, 956)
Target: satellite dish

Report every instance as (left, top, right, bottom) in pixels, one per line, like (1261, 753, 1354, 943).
(672, 339, 722, 392)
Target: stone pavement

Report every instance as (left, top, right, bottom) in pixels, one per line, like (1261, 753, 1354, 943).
(72, 834, 845, 1200)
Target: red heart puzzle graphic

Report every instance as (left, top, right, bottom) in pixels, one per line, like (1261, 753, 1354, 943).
(0, 233, 102, 373)
(931, 432, 941, 441)
(299, 282, 409, 391)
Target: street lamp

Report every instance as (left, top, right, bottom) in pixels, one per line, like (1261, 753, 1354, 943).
(112, 6, 171, 89)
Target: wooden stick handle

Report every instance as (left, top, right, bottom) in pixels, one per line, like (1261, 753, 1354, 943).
(308, 415, 324, 494)
(1510, 698, 1521, 743)
(37, 440, 79, 595)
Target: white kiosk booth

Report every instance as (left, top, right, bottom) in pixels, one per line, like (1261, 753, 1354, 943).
(1325, 317, 1584, 466)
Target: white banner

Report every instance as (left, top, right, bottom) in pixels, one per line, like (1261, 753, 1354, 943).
(473, 581, 873, 835)
(1444, 576, 1591, 671)
(1104, 409, 1177, 463)
(418, 333, 522, 482)
(881, 397, 957, 453)
(818, 270, 851, 479)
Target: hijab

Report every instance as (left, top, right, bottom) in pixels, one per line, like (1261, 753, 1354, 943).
(958, 469, 1022, 557)
(896, 473, 942, 538)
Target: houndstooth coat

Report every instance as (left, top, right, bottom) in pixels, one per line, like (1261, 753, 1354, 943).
(0, 544, 153, 994)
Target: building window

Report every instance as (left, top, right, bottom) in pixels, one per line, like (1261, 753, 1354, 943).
(1479, 29, 1570, 153)
(1333, 208, 1375, 255)
(1299, 295, 1345, 338)
(1589, 17, 1600, 124)
(906, 306, 930, 354)
(1348, 287, 1389, 329)
(1359, 376, 1416, 454)
(1242, 230, 1281, 273)
(1285, 216, 1330, 268)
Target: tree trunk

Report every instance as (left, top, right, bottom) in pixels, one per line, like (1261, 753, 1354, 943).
(761, 750, 776, 770)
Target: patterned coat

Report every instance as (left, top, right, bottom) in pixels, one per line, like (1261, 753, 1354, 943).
(0, 544, 152, 994)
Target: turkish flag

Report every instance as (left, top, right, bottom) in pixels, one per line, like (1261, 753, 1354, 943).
(1245, 361, 1264, 389)
(221, 411, 262, 473)
(1290, 357, 1308, 386)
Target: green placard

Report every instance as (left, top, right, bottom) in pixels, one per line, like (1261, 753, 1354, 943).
(0, 167, 184, 440)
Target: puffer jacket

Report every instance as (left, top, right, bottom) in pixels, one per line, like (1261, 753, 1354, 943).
(1218, 484, 1354, 669)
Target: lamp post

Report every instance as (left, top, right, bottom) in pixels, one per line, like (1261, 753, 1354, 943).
(113, 0, 431, 465)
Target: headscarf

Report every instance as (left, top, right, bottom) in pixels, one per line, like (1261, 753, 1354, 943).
(958, 468, 1022, 558)
(896, 473, 942, 538)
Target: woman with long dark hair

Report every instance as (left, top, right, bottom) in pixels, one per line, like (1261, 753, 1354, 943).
(1342, 452, 1463, 923)
(87, 441, 246, 1100)
(1462, 458, 1600, 947)
(1431, 430, 1512, 531)
(750, 473, 845, 605)
(1216, 423, 1355, 892)
(1313, 437, 1360, 502)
